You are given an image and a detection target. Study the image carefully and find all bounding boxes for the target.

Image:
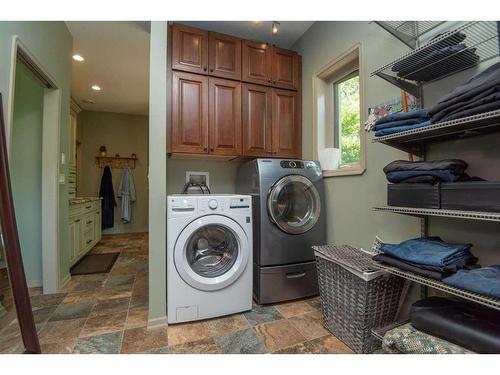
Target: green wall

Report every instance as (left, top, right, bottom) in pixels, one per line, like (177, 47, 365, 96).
(292, 21, 420, 250)
(166, 159, 241, 195)
(0, 22, 73, 290)
(77, 110, 149, 234)
(10, 62, 44, 286)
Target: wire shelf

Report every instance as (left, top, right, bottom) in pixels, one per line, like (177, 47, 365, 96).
(373, 205, 500, 222)
(371, 21, 500, 97)
(372, 109, 500, 156)
(370, 237, 500, 311)
(375, 21, 446, 49)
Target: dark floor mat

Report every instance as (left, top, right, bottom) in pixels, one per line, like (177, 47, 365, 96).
(70, 253, 119, 275)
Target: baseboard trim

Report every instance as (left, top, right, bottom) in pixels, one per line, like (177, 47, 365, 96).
(147, 315, 168, 330)
(59, 273, 71, 291)
(27, 279, 42, 288)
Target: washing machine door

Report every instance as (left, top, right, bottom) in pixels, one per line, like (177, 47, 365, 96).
(174, 215, 250, 291)
(267, 175, 321, 234)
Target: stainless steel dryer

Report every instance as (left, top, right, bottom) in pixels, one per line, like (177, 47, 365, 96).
(236, 159, 326, 304)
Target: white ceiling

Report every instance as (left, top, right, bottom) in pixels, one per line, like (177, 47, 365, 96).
(179, 21, 314, 49)
(66, 21, 150, 115)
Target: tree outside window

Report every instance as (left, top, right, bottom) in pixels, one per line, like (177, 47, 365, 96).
(335, 73, 360, 165)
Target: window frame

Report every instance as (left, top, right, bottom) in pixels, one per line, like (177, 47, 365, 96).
(312, 43, 366, 178)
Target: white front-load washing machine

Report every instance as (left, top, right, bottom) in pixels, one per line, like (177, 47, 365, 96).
(167, 194, 253, 324)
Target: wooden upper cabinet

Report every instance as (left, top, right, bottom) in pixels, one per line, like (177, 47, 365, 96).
(171, 71, 208, 153)
(209, 78, 241, 156)
(272, 88, 298, 158)
(242, 40, 272, 86)
(242, 84, 273, 157)
(271, 47, 299, 90)
(171, 24, 209, 74)
(209, 32, 242, 80)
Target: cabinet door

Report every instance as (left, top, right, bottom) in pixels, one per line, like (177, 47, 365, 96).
(69, 220, 78, 265)
(171, 24, 209, 74)
(271, 47, 299, 90)
(242, 40, 272, 86)
(171, 71, 209, 154)
(209, 32, 241, 80)
(93, 211, 101, 246)
(209, 78, 241, 156)
(272, 89, 298, 158)
(242, 84, 272, 157)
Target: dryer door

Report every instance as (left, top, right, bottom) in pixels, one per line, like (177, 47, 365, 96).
(267, 175, 321, 234)
(174, 215, 250, 291)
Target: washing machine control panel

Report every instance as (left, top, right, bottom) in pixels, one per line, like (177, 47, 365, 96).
(169, 195, 251, 217)
(280, 160, 304, 169)
(208, 199, 218, 209)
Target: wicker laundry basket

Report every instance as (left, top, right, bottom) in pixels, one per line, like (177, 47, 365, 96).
(313, 245, 408, 354)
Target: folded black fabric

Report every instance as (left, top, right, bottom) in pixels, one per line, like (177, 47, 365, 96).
(439, 100, 500, 122)
(411, 297, 500, 353)
(397, 176, 441, 184)
(397, 46, 479, 82)
(383, 159, 468, 174)
(430, 62, 500, 121)
(373, 253, 449, 280)
(392, 32, 466, 73)
(397, 173, 486, 184)
(432, 84, 500, 123)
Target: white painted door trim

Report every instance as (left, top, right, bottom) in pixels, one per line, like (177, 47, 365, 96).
(7, 36, 61, 294)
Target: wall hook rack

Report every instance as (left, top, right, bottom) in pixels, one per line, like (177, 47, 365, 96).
(96, 155, 138, 169)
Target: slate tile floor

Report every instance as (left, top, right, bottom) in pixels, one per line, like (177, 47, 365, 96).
(0, 233, 354, 354)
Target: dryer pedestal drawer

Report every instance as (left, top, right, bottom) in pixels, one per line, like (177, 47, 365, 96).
(254, 261, 319, 304)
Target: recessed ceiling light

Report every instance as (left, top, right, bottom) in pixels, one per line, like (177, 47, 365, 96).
(91, 85, 101, 91)
(272, 21, 280, 35)
(72, 54, 84, 62)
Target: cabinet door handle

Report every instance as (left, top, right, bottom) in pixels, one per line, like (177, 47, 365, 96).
(210, 148, 214, 152)
(86, 239, 92, 244)
(203, 66, 207, 71)
(85, 205, 92, 209)
(86, 220, 93, 225)
(203, 147, 208, 152)
(74, 219, 81, 223)
(210, 68, 214, 73)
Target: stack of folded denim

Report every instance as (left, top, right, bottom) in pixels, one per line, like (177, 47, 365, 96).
(392, 31, 479, 82)
(430, 62, 500, 123)
(373, 237, 478, 280)
(443, 265, 500, 299)
(383, 159, 468, 184)
(372, 109, 432, 137)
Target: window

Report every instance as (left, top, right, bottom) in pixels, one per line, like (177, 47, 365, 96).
(334, 72, 360, 166)
(312, 44, 365, 177)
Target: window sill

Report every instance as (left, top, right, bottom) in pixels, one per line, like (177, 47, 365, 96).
(323, 165, 366, 178)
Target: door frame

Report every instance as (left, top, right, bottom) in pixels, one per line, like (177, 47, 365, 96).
(6, 36, 61, 294)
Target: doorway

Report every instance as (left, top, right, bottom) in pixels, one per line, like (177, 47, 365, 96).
(8, 38, 62, 294)
(10, 59, 45, 289)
